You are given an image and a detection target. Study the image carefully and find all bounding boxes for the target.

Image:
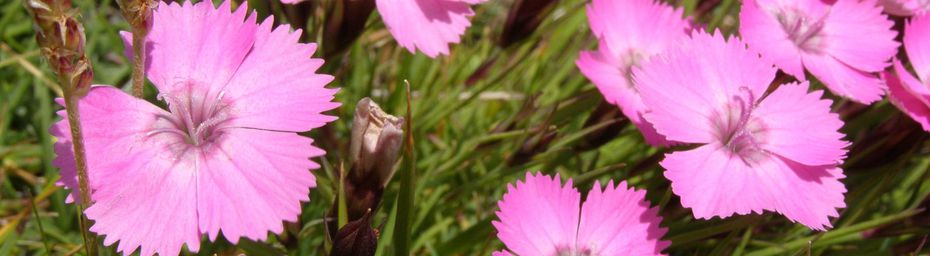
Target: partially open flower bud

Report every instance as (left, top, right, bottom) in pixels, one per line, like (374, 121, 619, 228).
(331, 210, 377, 256)
(350, 97, 404, 188)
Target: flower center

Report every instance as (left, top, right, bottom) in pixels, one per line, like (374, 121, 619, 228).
(147, 80, 232, 147)
(775, 7, 827, 52)
(620, 48, 647, 90)
(554, 246, 593, 256)
(713, 88, 767, 165)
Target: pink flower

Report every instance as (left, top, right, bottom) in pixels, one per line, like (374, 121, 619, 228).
(576, 0, 690, 146)
(880, 0, 929, 16)
(284, 0, 486, 57)
(50, 1, 338, 255)
(885, 13, 930, 131)
(740, 0, 899, 104)
(634, 31, 848, 230)
(493, 172, 668, 255)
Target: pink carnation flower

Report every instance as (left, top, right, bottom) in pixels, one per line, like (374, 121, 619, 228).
(634, 31, 848, 230)
(576, 0, 690, 146)
(885, 13, 930, 131)
(492, 172, 668, 255)
(880, 0, 929, 16)
(740, 0, 899, 104)
(283, 0, 486, 57)
(50, 1, 338, 255)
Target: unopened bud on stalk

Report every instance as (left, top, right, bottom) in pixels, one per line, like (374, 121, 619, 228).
(499, 0, 559, 48)
(331, 210, 377, 256)
(26, 0, 92, 96)
(116, 0, 154, 34)
(350, 97, 404, 188)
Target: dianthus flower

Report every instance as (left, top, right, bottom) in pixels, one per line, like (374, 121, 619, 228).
(885, 13, 930, 131)
(51, 1, 339, 255)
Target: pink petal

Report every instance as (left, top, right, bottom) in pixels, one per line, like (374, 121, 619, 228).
(886, 60, 930, 131)
(821, 0, 898, 73)
(906, 13, 930, 82)
(492, 172, 580, 255)
(739, 0, 806, 79)
(375, 0, 477, 57)
(51, 86, 170, 203)
(221, 16, 339, 132)
(122, 1, 258, 93)
(576, 47, 670, 146)
(576, 180, 668, 255)
(636, 31, 776, 144)
(52, 86, 201, 256)
(492, 250, 513, 256)
(802, 53, 887, 104)
(586, 0, 690, 57)
(197, 129, 321, 242)
(662, 144, 846, 230)
(754, 82, 848, 166)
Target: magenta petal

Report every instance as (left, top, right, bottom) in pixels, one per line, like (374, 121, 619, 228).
(802, 53, 886, 104)
(886, 60, 930, 131)
(754, 82, 848, 166)
(375, 0, 477, 57)
(906, 13, 930, 82)
(663, 145, 846, 230)
(821, 0, 898, 73)
(122, 1, 258, 92)
(576, 181, 668, 255)
(492, 172, 580, 255)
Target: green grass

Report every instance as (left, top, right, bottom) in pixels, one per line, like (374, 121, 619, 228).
(2, 0, 929, 255)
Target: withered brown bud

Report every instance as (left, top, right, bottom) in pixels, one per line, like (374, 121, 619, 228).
(331, 210, 377, 256)
(499, 0, 559, 48)
(26, 0, 93, 96)
(322, 0, 376, 59)
(116, 0, 155, 34)
(350, 97, 404, 187)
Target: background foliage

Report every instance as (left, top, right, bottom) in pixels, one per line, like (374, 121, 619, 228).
(1, 0, 930, 255)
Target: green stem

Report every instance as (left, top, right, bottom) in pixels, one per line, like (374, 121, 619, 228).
(131, 30, 146, 98)
(62, 91, 97, 256)
(394, 81, 416, 256)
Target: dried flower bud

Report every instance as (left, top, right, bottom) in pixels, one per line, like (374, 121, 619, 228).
(116, 0, 155, 34)
(349, 98, 404, 187)
(499, 0, 559, 48)
(26, 0, 93, 96)
(323, 0, 376, 59)
(331, 210, 377, 256)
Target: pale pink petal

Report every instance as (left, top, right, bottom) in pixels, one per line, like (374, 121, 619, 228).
(886, 60, 930, 131)
(739, 0, 806, 78)
(662, 145, 846, 230)
(197, 129, 321, 242)
(576, 47, 669, 146)
(577, 181, 668, 255)
(492, 172, 580, 255)
(802, 53, 886, 104)
(821, 0, 898, 73)
(754, 82, 848, 166)
(375, 0, 476, 57)
(635, 32, 776, 144)
(52, 86, 202, 256)
(906, 13, 930, 82)
(122, 1, 258, 92)
(221, 17, 339, 132)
